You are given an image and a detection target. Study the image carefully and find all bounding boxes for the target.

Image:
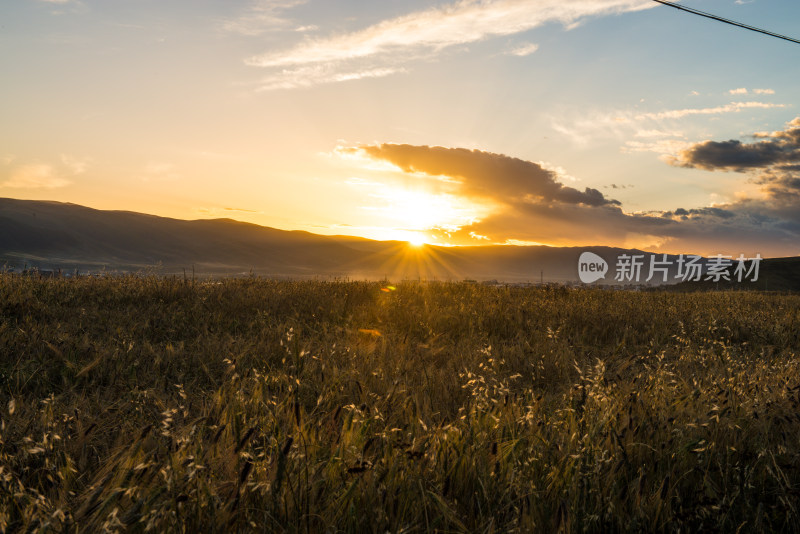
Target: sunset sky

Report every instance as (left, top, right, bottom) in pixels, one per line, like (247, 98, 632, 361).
(2, 0, 800, 257)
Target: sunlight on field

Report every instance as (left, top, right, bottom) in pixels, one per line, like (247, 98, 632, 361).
(1, 275, 799, 532)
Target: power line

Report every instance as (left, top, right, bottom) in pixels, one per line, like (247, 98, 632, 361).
(652, 0, 800, 45)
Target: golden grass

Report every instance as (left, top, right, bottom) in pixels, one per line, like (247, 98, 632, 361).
(0, 275, 799, 532)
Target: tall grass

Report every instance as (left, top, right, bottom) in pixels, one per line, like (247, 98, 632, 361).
(1, 275, 799, 532)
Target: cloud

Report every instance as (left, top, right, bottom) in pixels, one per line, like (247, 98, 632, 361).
(248, 0, 653, 67)
(256, 65, 404, 91)
(671, 140, 791, 171)
(342, 140, 800, 255)
(1, 164, 71, 189)
(634, 129, 684, 138)
(663, 206, 736, 219)
(723, 87, 775, 97)
(346, 143, 621, 207)
(635, 101, 784, 121)
(223, 0, 307, 36)
(247, 0, 655, 88)
(623, 139, 692, 155)
(61, 154, 90, 175)
(506, 42, 539, 56)
(552, 101, 786, 149)
(670, 117, 800, 171)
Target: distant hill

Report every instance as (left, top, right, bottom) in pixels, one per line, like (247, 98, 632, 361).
(1, 198, 796, 287)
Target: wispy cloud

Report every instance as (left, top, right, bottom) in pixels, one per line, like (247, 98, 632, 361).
(223, 0, 307, 36)
(505, 42, 539, 56)
(552, 101, 786, 147)
(246, 0, 655, 89)
(636, 101, 784, 121)
(1, 164, 71, 189)
(249, 0, 653, 67)
(623, 139, 693, 155)
(60, 154, 90, 175)
(256, 65, 404, 91)
(634, 129, 684, 138)
(728, 87, 775, 96)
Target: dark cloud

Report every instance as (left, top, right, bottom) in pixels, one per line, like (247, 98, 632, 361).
(672, 117, 800, 172)
(353, 143, 621, 207)
(661, 207, 736, 220)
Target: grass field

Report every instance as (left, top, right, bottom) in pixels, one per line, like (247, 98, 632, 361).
(1, 275, 799, 533)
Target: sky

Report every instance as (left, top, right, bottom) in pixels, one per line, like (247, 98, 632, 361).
(1, 0, 800, 257)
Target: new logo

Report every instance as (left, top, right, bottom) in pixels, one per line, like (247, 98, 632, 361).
(578, 252, 608, 283)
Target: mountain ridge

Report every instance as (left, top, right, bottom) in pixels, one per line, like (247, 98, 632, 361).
(1, 197, 796, 287)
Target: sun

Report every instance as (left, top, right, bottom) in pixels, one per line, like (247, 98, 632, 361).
(407, 233, 427, 247)
(368, 188, 479, 245)
(349, 177, 493, 245)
